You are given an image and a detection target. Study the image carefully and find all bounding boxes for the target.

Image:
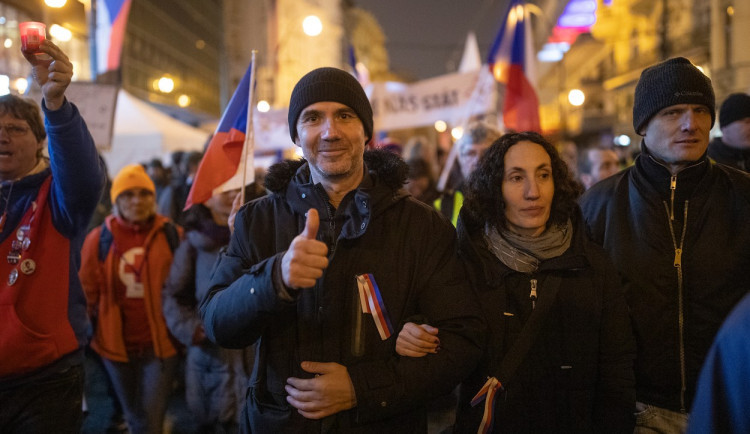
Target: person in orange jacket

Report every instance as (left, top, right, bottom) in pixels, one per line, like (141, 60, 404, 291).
(80, 164, 182, 434)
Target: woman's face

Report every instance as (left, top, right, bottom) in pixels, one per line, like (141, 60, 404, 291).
(116, 188, 156, 224)
(501, 141, 555, 237)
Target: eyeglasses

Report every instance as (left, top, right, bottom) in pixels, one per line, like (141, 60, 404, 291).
(0, 124, 31, 137)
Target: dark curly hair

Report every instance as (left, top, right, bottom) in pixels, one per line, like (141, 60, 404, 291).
(462, 132, 582, 232)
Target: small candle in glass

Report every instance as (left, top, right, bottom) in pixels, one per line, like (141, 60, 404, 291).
(19, 22, 46, 54)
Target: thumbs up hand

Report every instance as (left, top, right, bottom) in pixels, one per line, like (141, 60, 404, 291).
(281, 209, 329, 289)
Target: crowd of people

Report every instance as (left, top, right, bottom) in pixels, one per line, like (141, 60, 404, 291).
(1, 40, 750, 434)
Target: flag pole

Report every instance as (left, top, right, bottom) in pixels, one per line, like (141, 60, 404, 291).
(239, 50, 258, 204)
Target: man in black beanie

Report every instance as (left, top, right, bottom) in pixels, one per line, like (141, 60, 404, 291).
(708, 92, 750, 171)
(201, 67, 484, 433)
(580, 57, 750, 433)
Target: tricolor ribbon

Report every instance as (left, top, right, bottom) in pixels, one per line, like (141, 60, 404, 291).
(470, 376, 503, 434)
(355, 273, 394, 340)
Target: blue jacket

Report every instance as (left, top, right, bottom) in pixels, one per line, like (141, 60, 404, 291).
(687, 292, 750, 434)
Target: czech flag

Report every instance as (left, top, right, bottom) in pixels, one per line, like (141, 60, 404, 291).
(96, 0, 133, 74)
(488, 0, 541, 133)
(184, 63, 253, 210)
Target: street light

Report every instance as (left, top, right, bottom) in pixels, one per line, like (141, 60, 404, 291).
(44, 0, 66, 7)
(154, 76, 174, 93)
(302, 15, 322, 36)
(257, 100, 270, 112)
(434, 120, 447, 133)
(177, 94, 190, 107)
(451, 126, 464, 140)
(49, 24, 72, 42)
(568, 89, 585, 106)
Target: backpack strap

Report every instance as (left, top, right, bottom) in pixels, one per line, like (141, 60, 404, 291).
(162, 221, 180, 253)
(97, 223, 113, 263)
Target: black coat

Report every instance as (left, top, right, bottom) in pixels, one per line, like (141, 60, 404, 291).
(707, 136, 750, 173)
(454, 210, 636, 433)
(580, 150, 750, 412)
(201, 151, 485, 433)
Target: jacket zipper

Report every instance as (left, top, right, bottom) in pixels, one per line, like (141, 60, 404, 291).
(663, 198, 689, 412)
(669, 175, 677, 220)
(529, 278, 537, 310)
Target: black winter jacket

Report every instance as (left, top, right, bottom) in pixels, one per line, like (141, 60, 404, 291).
(201, 151, 485, 433)
(453, 211, 635, 433)
(580, 148, 750, 412)
(707, 136, 750, 173)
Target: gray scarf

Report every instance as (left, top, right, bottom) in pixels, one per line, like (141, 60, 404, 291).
(484, 219, 573, 273)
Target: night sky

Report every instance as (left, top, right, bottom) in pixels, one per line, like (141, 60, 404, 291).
(357, 0, 511, 80)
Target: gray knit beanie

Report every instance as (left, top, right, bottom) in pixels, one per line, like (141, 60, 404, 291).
(719, 93, 750, 128)
(288, 67, 373, 142)
(633, 57, 715, 134)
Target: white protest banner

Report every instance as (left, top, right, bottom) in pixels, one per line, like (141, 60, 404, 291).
(368, 69, 496, 131)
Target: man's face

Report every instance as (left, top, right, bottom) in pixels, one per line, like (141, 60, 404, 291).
(458, 140, 491, 180)
(0, 113, 43, 182)
(116, 188, 156, 224)
(588, 149, 620, 184)
(641, 104, 712, 166)
(295, 101, 366, 184)
(721, 118, 750, 150)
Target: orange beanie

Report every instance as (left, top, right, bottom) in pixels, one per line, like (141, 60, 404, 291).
(110, 164, 156, 202)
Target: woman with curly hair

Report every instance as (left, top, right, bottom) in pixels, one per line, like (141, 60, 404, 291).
(397, 132, 636, 433)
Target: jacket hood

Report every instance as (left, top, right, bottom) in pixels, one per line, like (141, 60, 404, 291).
(264, 149, 408, 194)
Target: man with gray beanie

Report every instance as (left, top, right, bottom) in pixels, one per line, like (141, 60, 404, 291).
(201, 67, 484, 432)
(580, 57, 750, 433)
(708, 92, 750, 171)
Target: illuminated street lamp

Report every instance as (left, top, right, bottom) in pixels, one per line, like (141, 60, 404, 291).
(177, 94, 190, 107)
(14, 78, 28, 94)
(44, 0, 66, 7)
(302, 15, 322, 36)
(49, 24, 72, 42)
(451, 126, 464, 140)
(257, 100, 270, 112)
(568, 89, 585, 106)
(434, 120, 447, 132)
(155, 76, 175, 93)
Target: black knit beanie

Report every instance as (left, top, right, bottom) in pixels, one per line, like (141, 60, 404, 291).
(288, 67, 373, 142)
(719, 93, 750, 128)
(633, 57, 715, 134)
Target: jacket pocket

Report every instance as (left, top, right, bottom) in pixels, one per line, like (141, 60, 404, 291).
(0, 305, 59, 376)
(247, 384, 293, 432)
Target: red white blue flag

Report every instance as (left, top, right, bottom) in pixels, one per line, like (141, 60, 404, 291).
(184, 62, 254, 209)
(471, 376, 503, 434)
(487, 0, 541, 133)
(356, 274, 394, 340)
(96, 0, 133, 74)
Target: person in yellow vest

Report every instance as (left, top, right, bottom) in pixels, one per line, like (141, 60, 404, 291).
(434, 122, 500, 226)
(80, 164, 182, 434)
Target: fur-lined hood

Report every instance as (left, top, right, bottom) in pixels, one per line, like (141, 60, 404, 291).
(264, 149, 408, 194)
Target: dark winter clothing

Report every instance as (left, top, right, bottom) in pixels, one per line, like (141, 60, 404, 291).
(201, 150, 485, 433)
(580, 146, 750, 413)
(707, 136, 750, 172)
(162, 214, 249, 430)
(453, 210, 636, 433)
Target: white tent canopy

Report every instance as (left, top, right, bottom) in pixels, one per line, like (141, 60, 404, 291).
(102, 90, 209, 176)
